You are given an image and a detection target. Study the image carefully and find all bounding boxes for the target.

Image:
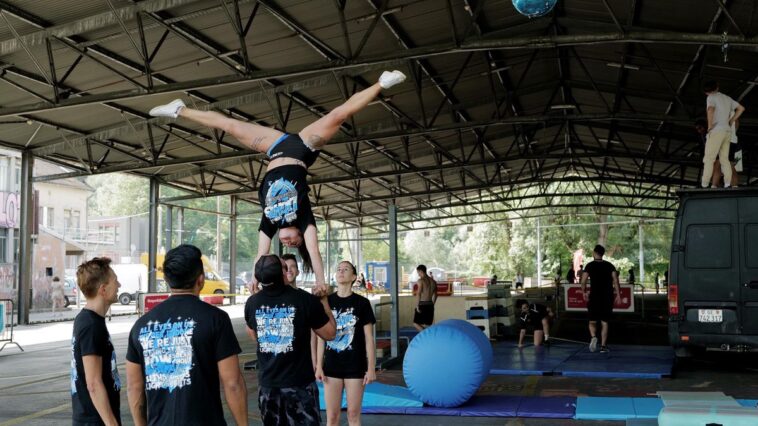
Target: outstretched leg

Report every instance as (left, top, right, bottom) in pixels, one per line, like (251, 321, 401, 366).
(150, 99, 284, 153)
(299, 70, 406, 149)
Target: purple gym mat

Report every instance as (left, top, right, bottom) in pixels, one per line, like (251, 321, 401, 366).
(361, 395, 577, 418)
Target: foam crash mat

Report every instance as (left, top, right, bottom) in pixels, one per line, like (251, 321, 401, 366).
(317, 382, 423, 410)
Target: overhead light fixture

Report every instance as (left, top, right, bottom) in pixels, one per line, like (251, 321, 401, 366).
(550, 104, 576, 110)
(598, 138, 621, 145)
(606, 62, 640, 71)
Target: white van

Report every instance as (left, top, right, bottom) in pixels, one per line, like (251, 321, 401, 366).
(111, 263, 148, 305)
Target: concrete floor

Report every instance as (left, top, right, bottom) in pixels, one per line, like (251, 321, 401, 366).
(1, 303, 756, 426)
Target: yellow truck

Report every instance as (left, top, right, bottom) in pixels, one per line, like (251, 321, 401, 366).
(140, 253, 230, 295)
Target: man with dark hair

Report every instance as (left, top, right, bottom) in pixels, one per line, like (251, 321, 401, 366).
(245, 254, 336, 425)
(413, 264, 437, 331)
(516, 299, 554, 348)
(580, 245, 621, 353)
(701, 80, 745, 188)
(72, 257, 122, 426)
(125, 244, 247, 426)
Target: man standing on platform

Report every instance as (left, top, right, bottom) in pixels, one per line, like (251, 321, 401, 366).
(580, 245, 620, 354)
(413, 265, 437, 331)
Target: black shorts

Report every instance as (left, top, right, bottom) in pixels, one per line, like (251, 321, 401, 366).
(258, 382, 321, 426)
(588, 297, 613, 322)
(267, 133, 321, 167)
(323, 370, 365, 380)
(413, 303, 434, 326)
(515, 281, 524, 288)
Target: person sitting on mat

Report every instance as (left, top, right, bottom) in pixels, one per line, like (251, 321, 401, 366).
(316, 261, 376, 426)
(413, 265, 438, 331)
(516, 299, 554, 348)
(149, 70, 407, 296)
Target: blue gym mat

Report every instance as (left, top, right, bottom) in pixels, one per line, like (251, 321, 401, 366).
(317, 382, 423, 409)
(489, 341, 582, 375)
(575, 397, 665, 420)
(490, 341, 674, 378)
(361, 395, 576, 418)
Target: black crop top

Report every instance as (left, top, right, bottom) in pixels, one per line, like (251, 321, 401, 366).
(267, 134, 321, 168)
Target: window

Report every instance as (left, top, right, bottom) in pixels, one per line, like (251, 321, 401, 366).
(0, 228, 7, 263)
(72, 210, 80, 229)
(13, 159, 20, 191)
(114, 225, 120, 243)
(63, 209, 72, 230)
(0, 158, 7, 191)
(747, 225, 758, 268)
(46, 207, 54, 228)
(686, 224, 732, 269)
(13, 229, 18, 263)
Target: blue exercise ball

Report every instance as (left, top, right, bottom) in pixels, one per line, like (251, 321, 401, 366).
(403, 319, 493, 407)
(512, 0, 558, 18)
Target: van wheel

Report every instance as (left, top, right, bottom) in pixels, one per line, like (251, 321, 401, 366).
(64, 296, 71, 308)
(674, 346, 694, 358)
(119, 293, 132, 305)
(214, 289, 224, 295)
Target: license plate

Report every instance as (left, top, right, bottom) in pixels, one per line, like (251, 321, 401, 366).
(698, 309, 723, 323)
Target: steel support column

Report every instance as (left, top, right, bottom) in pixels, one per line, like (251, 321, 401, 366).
(230, 195, 237, 304)
(165, 205, 173, 250)
(389, 204, 399, 358)
(536, 217, 542, 288)
(177, 207, 184, 244)
(638, 221, 645, 286)
(17, 151, 33, 325)
(148, 177, 159, 292)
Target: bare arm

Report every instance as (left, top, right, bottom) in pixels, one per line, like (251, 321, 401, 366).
(126, 360, 147, 426)
(82, 356, 119, 426)
(519, 329, 526, 347)
(310, 331, 318, 372)
(313, 296, 336, 341)
(414, 282, 420, 312)
(363, 323, 376, 385)
(246, 325, 257, 342)
(580, 272, 589, 297)
(304, 225, 327, 295)
(218, 355, 247, 426)
(251, 231, 272, 291)
(613, 271, 621, 298)
(431, 278, 438, 305)
(731, 103, 746, 124)
(315, 335, 326, 382)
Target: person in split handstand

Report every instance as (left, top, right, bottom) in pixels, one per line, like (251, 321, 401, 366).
(149, 71, 406, 294)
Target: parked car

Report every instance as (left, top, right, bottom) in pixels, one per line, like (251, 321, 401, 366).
(668, 188, 758, 357)
(63, 277, 78, 307)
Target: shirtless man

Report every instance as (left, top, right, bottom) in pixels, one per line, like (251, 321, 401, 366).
(413, 265, 438, 331)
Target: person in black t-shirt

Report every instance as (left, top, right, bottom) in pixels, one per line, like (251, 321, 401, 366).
(516, 299, 554, 348)
(580, 245, 621, 354)
(71, 257, 122, 426)
(282, 253, 319, 372)
(125, 245, 247, 426)
(315, 261, 376, 426)
(246, 255, 336, 426)
(149, 71, 407, 297)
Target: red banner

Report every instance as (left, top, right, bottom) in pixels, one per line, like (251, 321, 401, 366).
(140, 293, 224, 315)
(564, 284, 634, 312)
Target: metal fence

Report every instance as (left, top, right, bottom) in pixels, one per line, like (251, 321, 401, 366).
(0, 299, 23, 353)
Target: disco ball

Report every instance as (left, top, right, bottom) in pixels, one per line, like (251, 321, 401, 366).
(512, 0, 558, 18)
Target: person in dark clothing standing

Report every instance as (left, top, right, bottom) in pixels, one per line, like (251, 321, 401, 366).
(71, 257, 122, 426)
(580, 245, 621, 353)
(125, 245, 247, 426)
(246, 255, 336, 426)
(316, 261, 376, 426)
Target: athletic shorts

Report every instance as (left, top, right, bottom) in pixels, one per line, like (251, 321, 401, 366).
(588, 297, 613, 322)
(413, 303, 434, 326)
(267, 133, 321, 167)
(515, 281, 524, 288)
(258, 382, 321, 426)
(323, 370, 365, 380)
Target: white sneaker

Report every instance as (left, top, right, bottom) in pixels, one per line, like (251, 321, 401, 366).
(149, 99, 185, 118)
(589, 336, 598, 352)
(378, 70, 406, 89)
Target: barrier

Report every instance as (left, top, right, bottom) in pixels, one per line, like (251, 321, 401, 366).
(137, 293, 228, 315)
(0, 299, 23, 353)
(563, 284, 635, 312)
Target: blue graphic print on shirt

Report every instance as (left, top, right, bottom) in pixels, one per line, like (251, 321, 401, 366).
(138, 318, 195, 392)
(70, 336, 77, 395)
(109, 336, 121, 391)
(327, 308, 357, 353)
(264, 178, 298, 225)
(256, 306, 296, 355)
